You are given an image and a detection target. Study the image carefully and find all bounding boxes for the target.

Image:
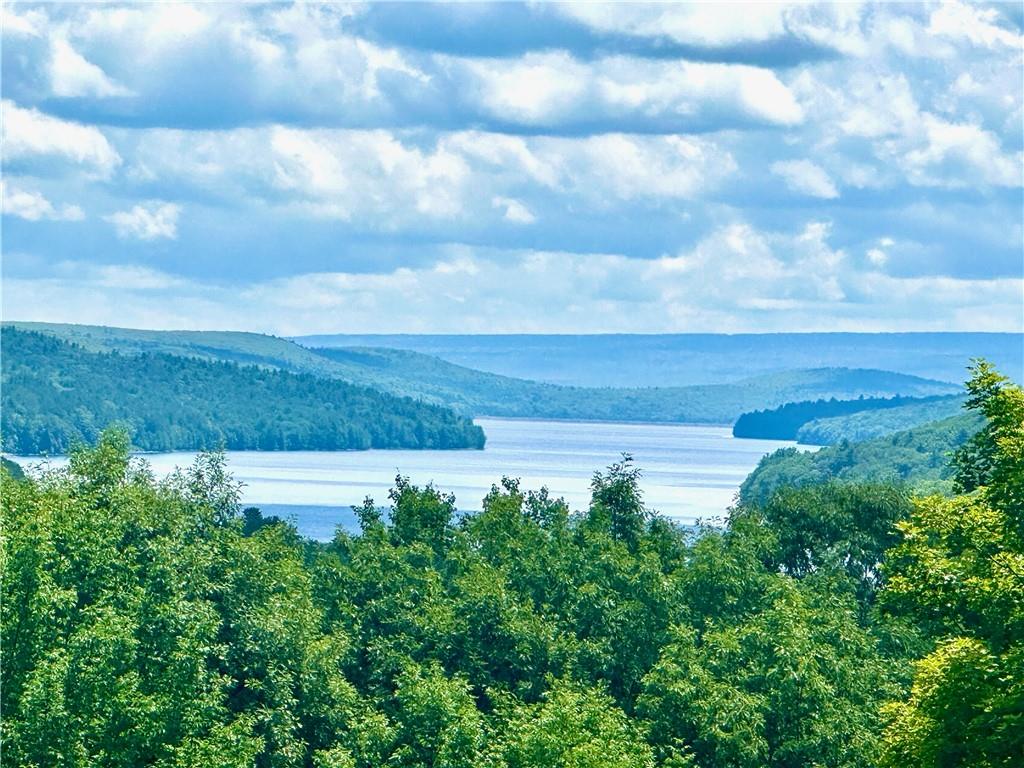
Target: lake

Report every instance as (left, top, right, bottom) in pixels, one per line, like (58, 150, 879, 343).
(12, 418, 804, 540)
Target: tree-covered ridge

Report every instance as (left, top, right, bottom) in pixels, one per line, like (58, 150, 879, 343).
(796, 395, 966, 445)
(313, 349, 961, 424)
(2, 363, 1020, 767)
(739, 412, 984, 506)
(6, 322, 960, 424)
(1, 328, 484, 455)
(4, 364, 1019, 765)
(733, 394, 962, 441)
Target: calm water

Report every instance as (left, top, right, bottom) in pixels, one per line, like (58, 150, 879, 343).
(13, 419, 803, 540)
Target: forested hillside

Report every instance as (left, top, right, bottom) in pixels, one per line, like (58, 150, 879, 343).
(314, 348, 959, 423)
(732, 394, 961, 440)
(6, 323, 960, 425)
(797, 395, 966, 445)
(3, 363, 1020, 767)
(739, 412, 984, 505)
(1, 329, 484, 454)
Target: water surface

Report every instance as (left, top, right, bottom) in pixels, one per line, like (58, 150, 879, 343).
(14, 418, 803, 540)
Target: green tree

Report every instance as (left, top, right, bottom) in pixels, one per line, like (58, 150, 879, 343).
(586, 454, 649, 549)
(880, 362, 1024, 767)
(494, 681, 656, 768)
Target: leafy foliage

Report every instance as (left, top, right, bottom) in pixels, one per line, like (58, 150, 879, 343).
(880, 361, 1024, 768)
(3, 431, 903, 767)
(3, 361, 1019, 767)
(2, 328, 485, 454)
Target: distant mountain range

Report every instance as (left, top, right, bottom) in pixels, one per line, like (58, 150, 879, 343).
(294, 332, 1023, 388)
(4, 323, 961, 430)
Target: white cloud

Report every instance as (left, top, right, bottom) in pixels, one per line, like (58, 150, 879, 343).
(269, 126, 471, 220)
(459, 53, 804, 128)
(1, 100, 121, 177)
(104, 201, 181, 240)
(556, 2, 788, 46)
(492, 196, 536, 224)
(1, 6, 46, 37)
(866, 248, 888, 266)
(553, 2, 867, 53)
(0, 181, 85, 222)
(794, 70, 1023, 190)
(901, 114, 1023, 188)
(123, 127, 735, 226)
(462, 52, 589, 125)
(770, 159, 840, 198)
(13, 222, 1016, 335)
(50, 37, 132, 98)
(928, 0, 1023, 49)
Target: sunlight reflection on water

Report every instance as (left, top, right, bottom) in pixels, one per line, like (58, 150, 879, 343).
(14, 418, 810, 541)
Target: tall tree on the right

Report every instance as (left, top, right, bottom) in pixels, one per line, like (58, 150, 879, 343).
(881, 361, 1024, 768)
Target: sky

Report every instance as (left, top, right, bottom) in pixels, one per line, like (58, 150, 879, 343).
(2, 1, 1022, 335)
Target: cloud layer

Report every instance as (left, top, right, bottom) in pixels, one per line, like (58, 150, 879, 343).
(1, 1, 1021, 333)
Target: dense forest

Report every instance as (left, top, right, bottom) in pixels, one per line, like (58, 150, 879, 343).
(796, 396, 966, 445)
(1, 329, 484, 454)
(732, 394, 961, 440)
(3, 362, 1021, 767)
(6, 323, 960, 426)
(740, 412, 984, 506)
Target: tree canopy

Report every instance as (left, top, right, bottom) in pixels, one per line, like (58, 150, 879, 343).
(2, 361, 1020, 767)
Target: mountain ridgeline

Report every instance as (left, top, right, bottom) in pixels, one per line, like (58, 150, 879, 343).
(1, 328, 485, 454)
(296, 331, 1024, 387)
(733, 393, 964, 442)
(5, 323, 962, 429)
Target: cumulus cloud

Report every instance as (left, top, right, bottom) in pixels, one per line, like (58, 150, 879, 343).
(1, 181, 85, 222)
(1, 100, 121, 176)
(492, 196, 536, 224)
(120, 127, 735, 226)
(927, 0, 1024, 50)
(793, 69, 1023, 190)
(7, 222, 1019, 334)
(2, 2, 1022, 334)
(104, 201, 181, 240)
(459, 53, 804, 129)
(770, 159, 840, 198)
(553, 2, 867, 54)
(5, 3, 809, 133)
(49, 36, 132, 98)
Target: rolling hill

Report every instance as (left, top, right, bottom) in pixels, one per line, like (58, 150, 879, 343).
(4, 322, 961, 426)
(1, 329, 485, 455)
(796, 395, 966, 445)
(732, 394, 964, 441)
(294, 332, 1024, 387)
(738, 412, 984, 506)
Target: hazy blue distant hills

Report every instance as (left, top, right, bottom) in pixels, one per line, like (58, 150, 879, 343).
(4, 322, 960, 426)
(294, 332, 1023, 388)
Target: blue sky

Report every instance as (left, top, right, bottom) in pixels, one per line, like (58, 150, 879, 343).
(2, 1, 1022, 334)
